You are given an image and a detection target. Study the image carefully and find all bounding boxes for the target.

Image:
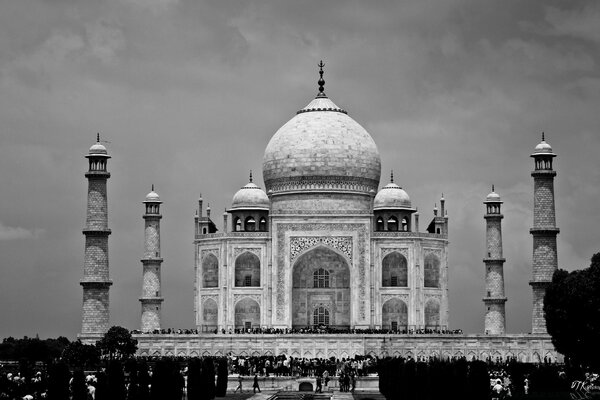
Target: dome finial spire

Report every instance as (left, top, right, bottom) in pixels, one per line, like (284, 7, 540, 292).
(249, 170, 253, 183)
(492, 184, 495, 192)
(317, 60, 326, 97)
(542, 131, 545, 141)
(152, 184, 154, 191)
(390, 170, 394, 183)
(97, 132, 100, 143)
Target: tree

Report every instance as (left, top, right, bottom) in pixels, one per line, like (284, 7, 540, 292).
(62, 339, 100, 368)
(544, 252, 600, 367)
(96, 326, 138, 360)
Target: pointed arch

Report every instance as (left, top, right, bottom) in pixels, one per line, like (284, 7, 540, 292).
(202, 253, 219, 288)
(424, 299, 440, 328)
(202, 298, 218, 329)
(235, 251, 260, 287)
(234, 297, 260, 329)
(382, 252, 408, 287)
(424, 253, 440, 288)
(382, 298, 408, 331)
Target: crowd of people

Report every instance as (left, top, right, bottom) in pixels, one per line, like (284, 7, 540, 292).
(228, 353, 377, 378)
(130, 326, 464, 335)
(0, 365, 46, 400)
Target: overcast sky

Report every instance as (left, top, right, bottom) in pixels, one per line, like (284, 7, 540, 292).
(0, 0, 599, 339)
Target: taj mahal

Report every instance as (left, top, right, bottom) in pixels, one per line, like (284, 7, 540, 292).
(79, 64, 561, 362)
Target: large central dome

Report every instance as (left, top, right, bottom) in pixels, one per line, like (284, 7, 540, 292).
(262, 76, 381, 196)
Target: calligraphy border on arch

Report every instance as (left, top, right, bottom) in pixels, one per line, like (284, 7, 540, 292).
(275, 223, 368, 322)
(290, 236, 353, 264)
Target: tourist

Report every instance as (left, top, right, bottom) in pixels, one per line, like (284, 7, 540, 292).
(315, 375, 322, 393)
(253, 374, 261, 393)
(234, 375, 243, 393)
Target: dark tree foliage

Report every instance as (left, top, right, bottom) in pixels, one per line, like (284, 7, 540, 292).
(95, 371, 109, 400)
(544, 252, 600, 367)
(71, 368, 88, 400)
(62, 339, 100, 368)
(137, 362, 151, 400)
(96, 326, 138, 360)
(108, 360, 127, 400)
(466, 360, 489, 400)
(187, 358, 202, 400)
(150, 359, 181, 400)
(215, 357, 228, 397)
(125, 359, 139, 400)
(0, 336, 69, 362)
(199, 357, 216, 400)
(47, 360, 70, 400)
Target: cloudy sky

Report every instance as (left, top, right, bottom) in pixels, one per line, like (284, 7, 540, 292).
(0, 0, 599, 339)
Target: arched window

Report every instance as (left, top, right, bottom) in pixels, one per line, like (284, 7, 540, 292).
(202, 253, 218, 288)
(382, 252, 408, 287)
(382, 298, 408, 331)
(234, 218, 242, 232)
(259, 217, 267, 232)
(313, 306, 330, 326)
(234, 298, 260, 330)
(424, 254, 440, 288)
(235, 252, 260, 287)
(245, 216, 256, 232)
(387, 216, 398, 231)
(202, 298, 218, 330)
(402, 217, 408, 231)
(376, 217, 384, 231)
(424, 300, 440, 328)
(313, 268, 330, 288)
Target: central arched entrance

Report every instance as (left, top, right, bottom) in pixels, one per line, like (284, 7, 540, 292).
(292, 246, 350, 329)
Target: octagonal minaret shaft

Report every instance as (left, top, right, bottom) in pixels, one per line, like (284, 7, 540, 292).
(140, 186, 164, 332)
(530, 133, 559, 334)
(81, 134, 112, 335)
(483, 186, 507, 335)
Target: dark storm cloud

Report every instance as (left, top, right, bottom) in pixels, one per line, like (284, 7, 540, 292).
(0, 0, 598, 338)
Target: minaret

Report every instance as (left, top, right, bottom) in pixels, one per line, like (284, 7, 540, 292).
(530, 133, 559, 334)
(81, 134, 112, 335)
(140, 186, 164, 332)
(483, 185, 507, 335)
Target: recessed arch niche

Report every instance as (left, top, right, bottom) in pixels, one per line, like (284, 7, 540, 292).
(292, 246, 350, 328)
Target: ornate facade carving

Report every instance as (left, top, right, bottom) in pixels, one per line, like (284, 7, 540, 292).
(233, 247, 261, 259)
(233, 293, 262, 306)
(265, 175, 379, 195)
(380, 248, 409, 259)
(290, 236, 353, 264)
(381, 294, 409, 305)
(200, 248, 219, 261)
(423, 248, 443, 258)
(201, 295, 219, 305)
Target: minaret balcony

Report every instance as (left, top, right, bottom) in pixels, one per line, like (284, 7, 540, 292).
(529, 227, 560, 235)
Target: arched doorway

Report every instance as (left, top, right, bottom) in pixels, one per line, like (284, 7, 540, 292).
(292, 246, 350, 329)
(382, 298, 408, 331)
(234, 298, 260, 330)
(202, 298, 218, 332)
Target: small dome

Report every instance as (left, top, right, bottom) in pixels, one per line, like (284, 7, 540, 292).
(534, 140, 552, 153)
(145, 190, 160, 202)
(373, 182, 413, 210)
(531, 133, 555, 157)
(485, 191, 501, 202)
(89, 142, 107, 155)
(230, 182, 270, 211)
